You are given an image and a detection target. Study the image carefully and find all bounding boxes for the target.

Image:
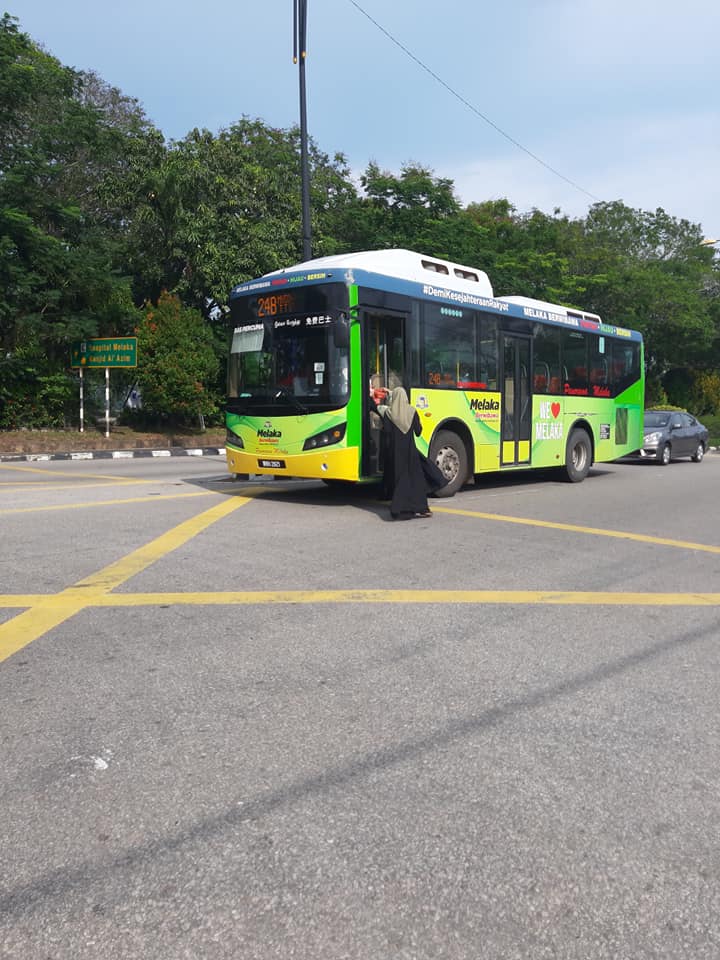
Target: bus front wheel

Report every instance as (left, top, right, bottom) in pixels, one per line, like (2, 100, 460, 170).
(430, 430, 468, 498)
(563, 428, 592, 482)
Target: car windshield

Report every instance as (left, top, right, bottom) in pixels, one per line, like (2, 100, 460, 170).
(644, 411, 671, 428)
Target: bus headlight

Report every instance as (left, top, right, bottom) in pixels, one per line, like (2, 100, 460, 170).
(226, 430, 244, 449)
(303, 422, 346, 451)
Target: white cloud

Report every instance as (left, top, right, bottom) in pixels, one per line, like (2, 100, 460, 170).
(448, 106, 720, 240)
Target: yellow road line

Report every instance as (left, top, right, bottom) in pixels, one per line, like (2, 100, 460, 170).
(0, 464, 147, 481)
(3, 589, 719, 610)
(434, 506, 720, 554)
(0, 490, 217, 515)
(105, 590, 719, 606)
(0, 596, 48, 607)
(0, 496, 249, 662)
(71, 496, 250, 593)
(1, 481, 141, 488)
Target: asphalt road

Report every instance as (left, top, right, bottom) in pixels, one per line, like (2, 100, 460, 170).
(2, 454, 720, 959)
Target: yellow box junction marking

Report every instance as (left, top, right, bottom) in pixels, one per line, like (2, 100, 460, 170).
(2, 489, 720, 665)
(0, 496, 249, 662)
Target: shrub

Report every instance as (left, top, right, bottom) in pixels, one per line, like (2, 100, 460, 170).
(0, 344, 75, 429)
(662, 368, 720, 416)
(702, 414, 720, 445)
(134, 292, 220, 427)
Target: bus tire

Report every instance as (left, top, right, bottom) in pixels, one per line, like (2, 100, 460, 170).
(430, 430, 468, 498)
(563, 428, 592, 482)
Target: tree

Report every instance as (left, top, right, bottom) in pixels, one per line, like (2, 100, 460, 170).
(0, 15, 153, 426)
(0, 17, 140, 365)
(133, 292, 219, 425)
(566, 203, 718, 377)
(341, 162, 462, 254)
(106, 118, 358, 319)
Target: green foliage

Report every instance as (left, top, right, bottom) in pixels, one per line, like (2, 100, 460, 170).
(644, 374, 668, 409)
(0, 13, 142, 364)
(662, 368, 720, 416)
(702, 414, 720, 444)
(340, 163, 462, 254)
(0, 341, 75, 428)
(691, 371, 720, 416)
(105, 119, 356, 319)
(134, 292, 219, 424)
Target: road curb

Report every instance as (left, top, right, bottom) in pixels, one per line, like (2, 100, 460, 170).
(0, 446, 226, 463)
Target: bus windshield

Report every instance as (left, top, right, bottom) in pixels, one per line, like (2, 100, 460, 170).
(227, 289, 349, 411)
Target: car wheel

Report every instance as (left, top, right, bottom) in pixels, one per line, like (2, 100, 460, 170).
(429, 429, 468, 498)
(691, 442, 705, 463)
(659, 443, 671, 466)
(563, 428, 592, 482)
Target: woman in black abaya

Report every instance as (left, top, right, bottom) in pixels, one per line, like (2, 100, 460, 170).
(371, 387, 445, 520)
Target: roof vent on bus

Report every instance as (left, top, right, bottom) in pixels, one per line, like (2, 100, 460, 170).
(421, 259, 449, 275)
(454, 268, 479, 282)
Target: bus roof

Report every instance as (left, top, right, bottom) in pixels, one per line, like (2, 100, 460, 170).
(263, 249, 495, 298)
(231, 249, 642, 342)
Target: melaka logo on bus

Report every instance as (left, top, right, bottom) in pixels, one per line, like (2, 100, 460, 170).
(257, 420, 282, 439)
(469, 398, 499, 411)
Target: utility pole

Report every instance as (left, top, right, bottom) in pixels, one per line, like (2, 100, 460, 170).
(293, 0, 312, 262)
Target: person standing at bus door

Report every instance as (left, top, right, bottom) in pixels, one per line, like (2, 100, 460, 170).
(370, 387, 438, 520)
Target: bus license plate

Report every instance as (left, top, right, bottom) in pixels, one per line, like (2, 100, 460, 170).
(258, 459, 286, 469)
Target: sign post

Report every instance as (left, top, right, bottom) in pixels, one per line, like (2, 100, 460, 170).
(104, 367, 111, 438)
(79, 367, 84, 433)
(70, 338, 138, 436)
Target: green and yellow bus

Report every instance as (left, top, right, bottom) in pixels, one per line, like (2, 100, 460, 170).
(226, 250, 644, 495)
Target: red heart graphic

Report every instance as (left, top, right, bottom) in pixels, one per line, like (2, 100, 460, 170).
(551, 402, 560, 418)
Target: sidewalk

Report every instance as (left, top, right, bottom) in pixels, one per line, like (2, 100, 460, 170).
(0, 444, 226, 463)
(0, 429, 227, 463)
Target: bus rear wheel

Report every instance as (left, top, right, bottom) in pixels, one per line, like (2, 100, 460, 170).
(429, 430, 468, 498)
(563, 428, 592, 482)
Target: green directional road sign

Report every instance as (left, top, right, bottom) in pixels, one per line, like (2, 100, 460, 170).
(71, 337, 137, 368)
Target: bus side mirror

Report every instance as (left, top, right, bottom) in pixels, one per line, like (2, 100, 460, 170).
(334, 313, 350, 349)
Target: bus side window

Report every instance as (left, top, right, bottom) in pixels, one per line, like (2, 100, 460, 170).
(610, 341, 640, 395)
(561, 330, 589, 392)
(532, 323, 561, 396)
(533, 361, 550, 393)
(479, 314, 498, 391)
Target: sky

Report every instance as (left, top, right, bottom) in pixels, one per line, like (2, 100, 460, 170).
(8, 0, 720, 245)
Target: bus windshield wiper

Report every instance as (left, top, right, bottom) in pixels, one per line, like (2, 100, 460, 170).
(274, 385, 309, 415)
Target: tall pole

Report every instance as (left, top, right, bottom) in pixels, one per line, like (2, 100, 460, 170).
(293, 0, 312, 261)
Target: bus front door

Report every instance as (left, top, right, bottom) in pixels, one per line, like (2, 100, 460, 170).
(363, 313, 406, 478)
(501, 334, 531, 466)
